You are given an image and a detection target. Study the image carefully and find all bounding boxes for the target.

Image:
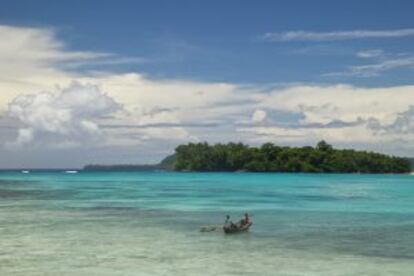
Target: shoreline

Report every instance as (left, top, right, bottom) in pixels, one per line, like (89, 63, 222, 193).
(0, 169, 413, 175)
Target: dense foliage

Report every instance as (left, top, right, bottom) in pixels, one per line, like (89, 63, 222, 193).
(173, 141, 411, 173)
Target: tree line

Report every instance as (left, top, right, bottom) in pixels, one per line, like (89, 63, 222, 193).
(172, 141, 411, 173)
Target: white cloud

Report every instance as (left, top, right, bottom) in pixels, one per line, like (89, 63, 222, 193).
(1, 24, 414, 166)
(239, 125, 369, 143)
(368, 106, 414, 134)
(262, 28, 414, 42)
(323, 48, 414, 78)
(325, 54, 414, 77)
(61, 56, 149, 69)
(257, 84, 414, 125)
(0, 25, 144, 112)
(15, 128, 34, 145)
(356, 49, 384, 58)
(7, 82, 121, 147)
(238, 84, 414, 151)
(349, 57, 414, 77)
(0, 24, 210, 149)
(252, 109, 267, 122)
(239, 124, 414, 148)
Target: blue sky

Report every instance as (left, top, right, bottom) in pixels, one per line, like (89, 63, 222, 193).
(1, 0, 414, 85)
(0, 0, 413, 167)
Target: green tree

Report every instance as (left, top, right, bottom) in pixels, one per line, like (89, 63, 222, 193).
(172, 141, 411, 173)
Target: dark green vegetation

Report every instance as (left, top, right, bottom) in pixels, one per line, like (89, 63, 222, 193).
(172, 141, 411, 173)
(83, 141, 412, 173)
(409, 158, 414, 170)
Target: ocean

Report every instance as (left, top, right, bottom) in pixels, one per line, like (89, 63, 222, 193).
(0, 171, 413, 275)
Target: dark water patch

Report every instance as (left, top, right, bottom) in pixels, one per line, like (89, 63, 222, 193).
(299, 224, 414, 260)
(0, 179, 77, 200)
(290, 185, 321, 189)
(247, 209, 414, 259)
(70, 206, 186, 224)
(217, 197, 291, 205)
(77, 206, 139, 212)
(253, 191, 368, 202)
(0, 189, 31, 198)
(296, 194, 342, 201)
(0, 188, 51, 199)
(152, 186, 241, 193)
(334, 224, 414, 259)
(152, 192, 229, 199)
(0, 187, 78, 200)
(69, 205, 163, 215)
(0, 179, 41, 186)
(153, 187, 201, 192)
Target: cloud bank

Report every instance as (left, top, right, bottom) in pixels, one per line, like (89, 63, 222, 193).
(0, 24, 414, 167)
(7, 82, 121, 148)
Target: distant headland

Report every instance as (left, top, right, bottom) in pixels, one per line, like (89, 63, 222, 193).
(84, 141, 412, 173)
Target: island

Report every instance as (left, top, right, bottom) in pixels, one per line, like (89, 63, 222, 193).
(84, 141, 411, 173)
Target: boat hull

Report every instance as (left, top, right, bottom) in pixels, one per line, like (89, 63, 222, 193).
(223, 222, 252, 234)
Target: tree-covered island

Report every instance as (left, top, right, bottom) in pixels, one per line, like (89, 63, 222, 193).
(84, 141, 411, 173)
(171, 141, 411, 173)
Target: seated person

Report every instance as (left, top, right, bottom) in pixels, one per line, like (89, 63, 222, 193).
(224, 215, 237, 229)
(239, 213, 250, 227)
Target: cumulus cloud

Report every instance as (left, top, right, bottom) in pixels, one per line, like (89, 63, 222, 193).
(262, 29, 414, 42)
(1, 23, 414, 167)
(239, 84, 414, 150)
(7, 82, 121, 147)
(367, 105, 414, 134)
(257, 84, 414, 125)
(0, 24, 244, 149)
(390, 106, 414, 133)
(0, 25, 144, 111)
(238, 123, 414, 152)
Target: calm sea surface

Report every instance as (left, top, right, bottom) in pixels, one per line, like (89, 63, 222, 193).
(0, 172, 413, 275)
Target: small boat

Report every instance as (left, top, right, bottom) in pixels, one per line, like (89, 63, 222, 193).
(223, 222, 252, 234)
(21, 170, 30, 174)
(65, 170, 78, 174)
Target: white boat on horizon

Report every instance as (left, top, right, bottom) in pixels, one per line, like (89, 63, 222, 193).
(21, 170, 30, 174)
(65, 170, 78, 174)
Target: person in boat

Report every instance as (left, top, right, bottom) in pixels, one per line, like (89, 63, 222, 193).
(224, 215, 237, 229)
(239, 213, 250, 227)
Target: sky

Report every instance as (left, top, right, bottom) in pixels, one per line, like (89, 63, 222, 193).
(0, 0, 414, 168)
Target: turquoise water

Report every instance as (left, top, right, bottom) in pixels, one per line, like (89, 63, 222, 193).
(1, 172, 413, 275)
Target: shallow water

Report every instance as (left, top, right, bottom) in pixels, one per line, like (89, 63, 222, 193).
(0, 172, 413, 275)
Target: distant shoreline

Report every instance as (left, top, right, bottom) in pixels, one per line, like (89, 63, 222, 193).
(2, 141, 413, 174)
(83, 140, 413, 174)
(1, 169, 413, 174)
